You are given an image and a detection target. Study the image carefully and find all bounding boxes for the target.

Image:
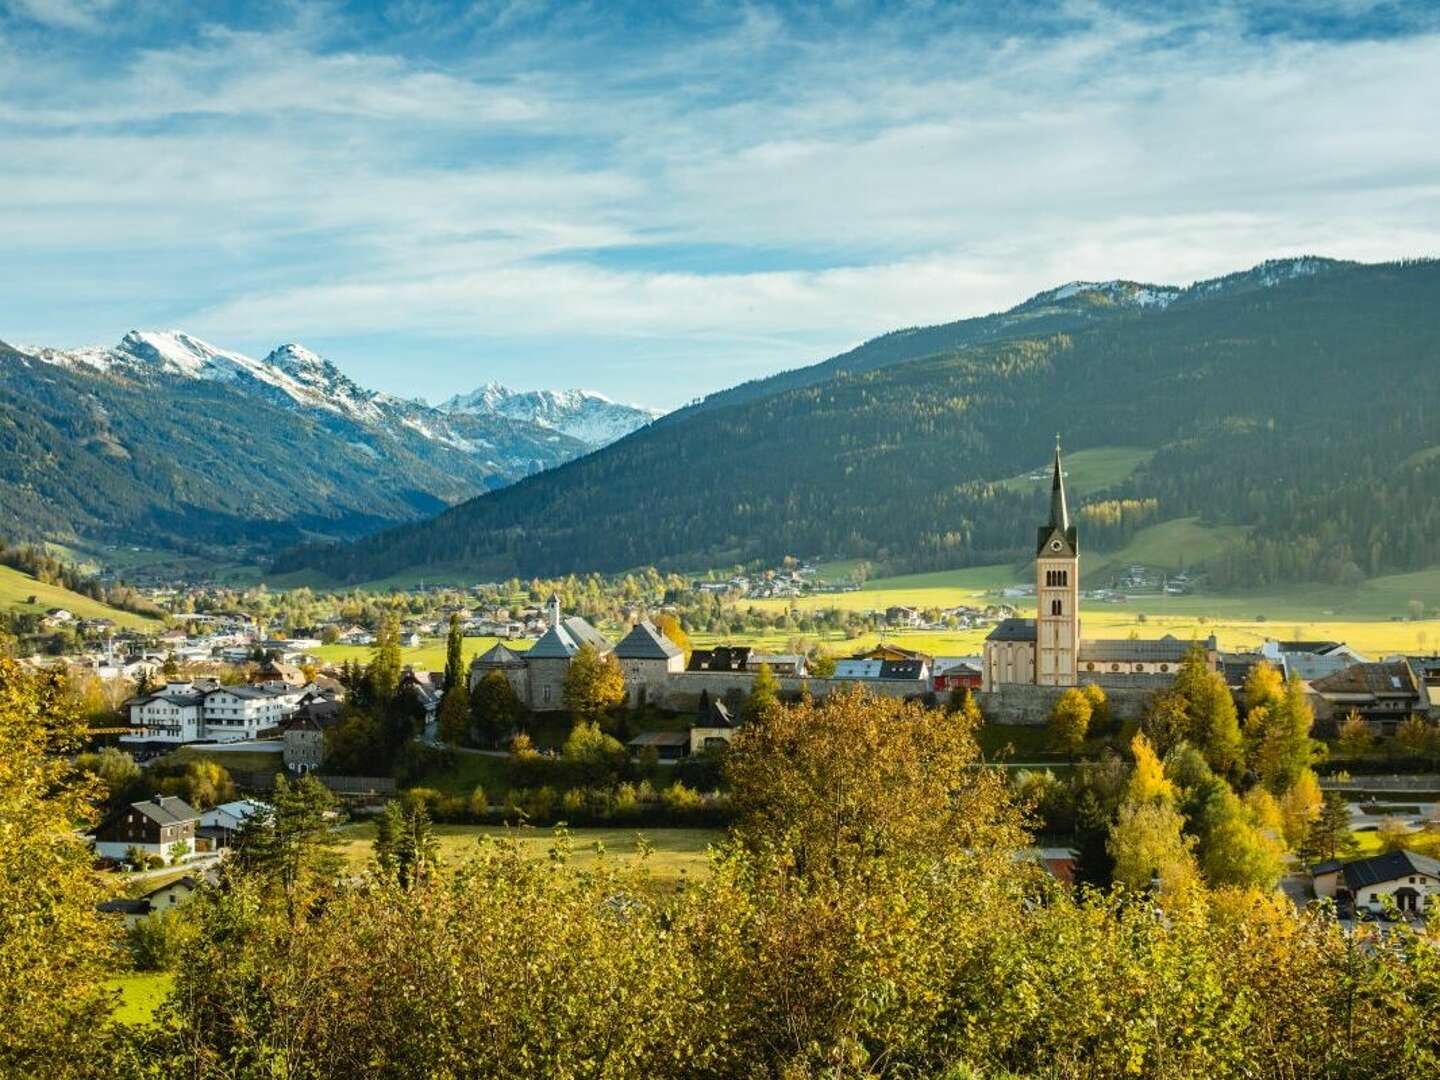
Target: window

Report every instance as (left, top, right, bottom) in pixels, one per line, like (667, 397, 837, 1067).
(1086, 662, 1095, 671)
(542, 685, 551, 704)
(1111, 664, 1120, 672)
(1050, 599, 1063, 616)
(1160, 664, 1169, 672)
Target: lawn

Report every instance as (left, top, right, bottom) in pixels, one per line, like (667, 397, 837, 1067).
(108, 972, 174, 1025)
(332, 822, 723, 887)
(172, 745, 285, 774)
(0, 564, 160, 630)
(313, 636, 531, 673)
(996, 445, 1155, 497)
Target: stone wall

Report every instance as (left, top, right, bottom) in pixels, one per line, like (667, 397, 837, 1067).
(639, 670, 931, 714)
(975, 682, 1158, 727)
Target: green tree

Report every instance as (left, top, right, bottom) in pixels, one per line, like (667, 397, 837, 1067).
(1300, 791, 1358, 863)
(442, 613, 464, 694)
(367, 616, 403, 705)
(232, 773, 343, 925)
(374, 797, 440, 891)
(438, 682, 471, 746)
(73, 746, 141, 806)
(0, 656, 118, 1077)
(1108, 797, 1198, 895)
(742, 662, 780, 724)
(1195, 785, 1284, 889)
(1048, 687, 1092, 755)
(561, 721, 628, 787)
(471, 670, 522, 747)
(1254, 676, 1321, 795)
(562, 643, 625, 725)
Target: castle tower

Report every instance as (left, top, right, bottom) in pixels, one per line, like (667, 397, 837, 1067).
(1034, 437, 1079, 686)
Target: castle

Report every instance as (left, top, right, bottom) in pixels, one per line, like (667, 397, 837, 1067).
(982, 440, 1216, 691)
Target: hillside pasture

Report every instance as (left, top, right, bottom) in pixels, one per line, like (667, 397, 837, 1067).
(0, 564, 159, 629)
(996, 445, 1155, 497)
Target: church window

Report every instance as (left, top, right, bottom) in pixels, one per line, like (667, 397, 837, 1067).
(1135, 664, 1145, 672)
(1050, 600, 1062, 616)
(1086, 662, 1095, 671)
(1111, 664, 1120, 672)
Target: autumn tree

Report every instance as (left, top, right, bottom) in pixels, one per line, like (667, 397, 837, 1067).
(741, 662, 780, 724)
(1300, 791, 1358, 863)
(1336, 711, 1374, 758)
(366, 616, 403, 706)
(231, 773, 343, 925)
(0, 657, 119, 1077)
(653, 612, 692, 663)
(1048, 687, 1092, 754)
(562, 643, 625, 725)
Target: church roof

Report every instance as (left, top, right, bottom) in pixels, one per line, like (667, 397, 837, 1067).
(527, 615, 612, 659)
(614, 620, 682, 661)
(471, 642, 527, 668)
(986, 618, 1037, 642)
(1036, 439, 1079, 557)
(1078, 634, 1216, 663)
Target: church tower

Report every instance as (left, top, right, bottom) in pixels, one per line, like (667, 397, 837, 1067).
(1034, 438, 1079, 686)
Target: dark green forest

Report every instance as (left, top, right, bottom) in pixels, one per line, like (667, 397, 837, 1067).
(278, 259, 1440, 586)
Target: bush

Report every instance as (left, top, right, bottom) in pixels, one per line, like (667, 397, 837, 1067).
(129, 907, 197, 971)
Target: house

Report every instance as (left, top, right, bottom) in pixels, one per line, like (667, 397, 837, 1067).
(198, 798, 269, 847)
(93, 795, 199, 865)
(613, 620, 686, 708)
(933, 658, 983, 694)
(687, 645, 752, 673)
(745, 653, 807, 677)
(1404, 656, 1440, 719)
(402, 631, 423, 648)
(253, 659, 306, 686)
(1260, 639, 1369, 683)
(689, 691, 737, 755)
(98, 872, 209, 929)
(626, 730, 691, 761)
(855, 644, 932, 664)
(1309, 661, 1421, 731)
(1312, 850, 1440, 916)
(834, 658, 885, 680)
(884, 606, 922, 628)
(282, 700, 340, 773)
(521, 596, 613, 712)
(400, 669, 444, 722)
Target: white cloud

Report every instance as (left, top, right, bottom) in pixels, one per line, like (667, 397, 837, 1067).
(1, 2, 1438, 405)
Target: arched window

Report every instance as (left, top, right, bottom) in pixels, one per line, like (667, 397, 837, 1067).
(1050, 599, 1063, 616)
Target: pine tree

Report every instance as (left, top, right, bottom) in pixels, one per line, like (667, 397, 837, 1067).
(743, 663, 780, 724)
(1300, 791, 1357, 864)
(373, 797, 439, 890)
(443, 613, 464, 694)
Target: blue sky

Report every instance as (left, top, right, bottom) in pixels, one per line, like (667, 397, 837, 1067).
(1, 1, 1438, 409)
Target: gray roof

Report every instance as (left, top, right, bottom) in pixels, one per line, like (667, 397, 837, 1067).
(986, 618, 1036, 643)
(1078, 635, 1215, 663)
(130, 795, 199, 826)
(527, 615, 612, 659)
(614, 620, 682, 661)
(1337, 850, 1440, 891)
(471, 642, 527, 667)
(627, 730, 691, 747)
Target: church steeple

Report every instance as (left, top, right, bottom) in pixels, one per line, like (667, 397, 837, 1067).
(1048, 435, 1070, 533)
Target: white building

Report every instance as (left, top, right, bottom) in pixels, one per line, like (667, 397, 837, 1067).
(122, 680, 304, 747)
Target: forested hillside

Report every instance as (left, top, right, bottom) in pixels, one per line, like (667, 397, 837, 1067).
(278, 259, 1440, 586)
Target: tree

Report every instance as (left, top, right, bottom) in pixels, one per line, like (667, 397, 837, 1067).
(653, 613, 692, 663)
(471, 670, 522, 747)
(160, 759, 236, 810)
(808, 650, 837, 679)
(1048, 687, 1091, 754)
(232, 773, 343, 925)
(563, 643, 625, 725)
(1142, 691, 1190, 757)
(1107, 798, 1198, 894)
(1081, 682, 1109, 733)
(73, 746, 141, 806)
(1243, 660, 1285, 714)
(0, 656, 118, 1077)
(438, 682, 471, 746)
(367, 616, 403, 706)
(562, 721, 628, 787)
(1395, 715, 1439, 763)
(1279, 769, 1324, 850)
(442, 613, 464, 694)
(726, 682, 1023, 880)
(1336, 711, 1374, 759)
(1254, 676, 1320, 795)
(742, 662, 780, 724)
(1196, 785, 1284, 889)
(1127, 732, 1177, 805)
(1300, 791, 1357, 863)
(1377, 816, 1413, 854)
(373, 797, 440, 890)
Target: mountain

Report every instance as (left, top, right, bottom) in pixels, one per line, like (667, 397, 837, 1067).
(0, 331, 603, 564)
(442, 384, 658, 449)
(276, 257, 1440, 588)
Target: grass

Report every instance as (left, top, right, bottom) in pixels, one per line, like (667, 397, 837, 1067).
(313, 636, 531, 673)
(108, 972, 174, 1025)
(997, 446, 1155, 497)
(332, 822, 723, 887)
(0, 564, 160, 629)
(171, 746, 285, 774)
(1085, 517, 1251, 579)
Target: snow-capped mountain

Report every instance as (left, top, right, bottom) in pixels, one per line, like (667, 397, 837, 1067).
(442, 383, 660, 450)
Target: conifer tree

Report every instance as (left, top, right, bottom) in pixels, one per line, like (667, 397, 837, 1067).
(443, 613, 464, 694)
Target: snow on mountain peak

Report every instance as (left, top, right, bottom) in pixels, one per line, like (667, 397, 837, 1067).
(442, 383, 658, 449)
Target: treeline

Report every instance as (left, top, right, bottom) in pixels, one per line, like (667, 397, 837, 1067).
(0, 540, 163, 619)
(16, 665, 1440, 1079)
(278, 260, 1440, 588)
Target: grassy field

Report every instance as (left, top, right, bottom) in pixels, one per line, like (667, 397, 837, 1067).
(0, 564, 160, 629)
(332, 822, 722, 886)
(997, 445, 1155, 497)
(109, 972, 174, 1025)
(172, 745, 285, 774)
(313, 636, 531, 672)
(1085, 516, 1251, 579)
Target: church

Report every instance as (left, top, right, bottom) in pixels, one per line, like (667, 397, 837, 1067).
(981, 440, 1217, 692)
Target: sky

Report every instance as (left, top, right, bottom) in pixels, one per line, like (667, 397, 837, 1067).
(1, 1, 1438, 409)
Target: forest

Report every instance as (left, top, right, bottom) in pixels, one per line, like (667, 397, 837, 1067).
(279, 259, 1440, 589)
